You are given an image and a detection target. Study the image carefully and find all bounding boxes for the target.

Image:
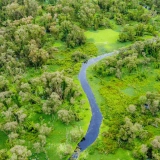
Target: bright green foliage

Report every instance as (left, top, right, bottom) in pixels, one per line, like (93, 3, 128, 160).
(85, 37, 160, 159)
(0, 0, 160, 160)
(94, 37, 160, 78)
(119, 24, 156, 42)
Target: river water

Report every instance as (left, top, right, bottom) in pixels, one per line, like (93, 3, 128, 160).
(78, 52, 115, 151)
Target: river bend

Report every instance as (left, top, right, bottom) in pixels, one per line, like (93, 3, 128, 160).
(78, 52, 115, 151)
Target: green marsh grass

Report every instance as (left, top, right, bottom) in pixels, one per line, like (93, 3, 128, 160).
(85, 29, 131, 54)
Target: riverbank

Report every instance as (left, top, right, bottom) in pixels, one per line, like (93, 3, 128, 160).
(79, 37, 160, 160)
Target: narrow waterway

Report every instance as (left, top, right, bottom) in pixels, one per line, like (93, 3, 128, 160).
(78, 52, 115, 151)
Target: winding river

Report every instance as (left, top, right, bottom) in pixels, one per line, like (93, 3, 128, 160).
(78, 52, 115, 151)
(70, 52, 116, 159)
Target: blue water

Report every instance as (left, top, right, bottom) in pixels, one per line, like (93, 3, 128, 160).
(78, 52, 115, 151)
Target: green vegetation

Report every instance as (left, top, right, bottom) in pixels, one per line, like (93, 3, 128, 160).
(85, 29, 131, 54)
(0, 0, 160, 159)
(85, 37, 160, 160)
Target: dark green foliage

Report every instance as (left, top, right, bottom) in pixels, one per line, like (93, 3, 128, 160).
(140, 0, 160, 13)
(155, 74, 160, 81)
(57, 22, 86, 48)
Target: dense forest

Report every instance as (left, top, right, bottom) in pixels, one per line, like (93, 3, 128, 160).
(0, 0, 160, 160)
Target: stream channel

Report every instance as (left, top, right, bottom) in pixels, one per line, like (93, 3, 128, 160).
(70, 52, 115, 159)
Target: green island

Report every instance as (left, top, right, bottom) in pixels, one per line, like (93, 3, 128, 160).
(0, 0, 160, 160)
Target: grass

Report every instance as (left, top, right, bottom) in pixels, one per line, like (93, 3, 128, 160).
(85, 29, 131, 54)
(53, 40, 65, 49)
(0, 131, 7, 150)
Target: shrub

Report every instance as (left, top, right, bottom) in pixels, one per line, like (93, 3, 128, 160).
(70, 127, 84, 142)
(133, 144, 148, 159)
(58, 109, 74, 125)
(127, 104, 136, 114)
(71, 51, 87, 62)
(57, 143, 73, 159)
